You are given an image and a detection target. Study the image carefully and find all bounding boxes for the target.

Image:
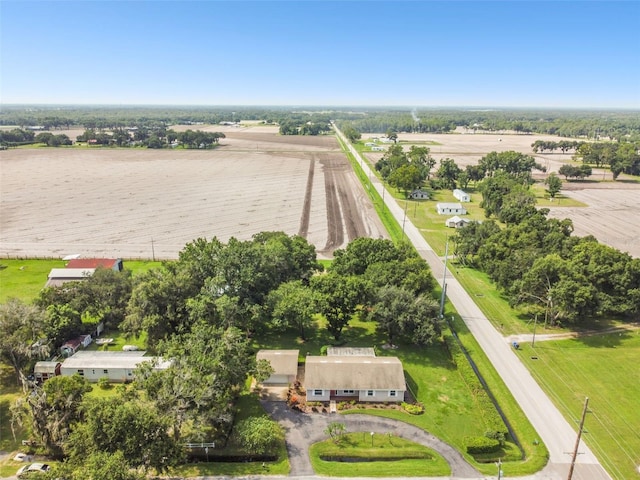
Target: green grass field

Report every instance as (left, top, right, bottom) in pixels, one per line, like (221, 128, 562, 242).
(309, 432, 450, 477)
(519, 334, 640, 480)
(0, 259, 163, 304)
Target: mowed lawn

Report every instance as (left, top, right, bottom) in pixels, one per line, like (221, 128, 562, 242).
(0, 259, 162, 303)
(520, 333, 640, 480)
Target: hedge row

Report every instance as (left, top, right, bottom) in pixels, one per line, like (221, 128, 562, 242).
(465, 436, 501, 454)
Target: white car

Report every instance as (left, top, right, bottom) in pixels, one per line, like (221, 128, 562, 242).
(16, 463, 50, 478)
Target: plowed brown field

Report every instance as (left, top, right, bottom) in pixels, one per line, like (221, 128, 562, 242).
(0, 126, 387, 260)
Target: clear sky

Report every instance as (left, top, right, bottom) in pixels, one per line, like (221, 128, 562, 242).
(1, 1, 639, 108)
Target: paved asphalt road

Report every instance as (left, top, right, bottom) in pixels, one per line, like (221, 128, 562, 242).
(333, 125, 613, 480)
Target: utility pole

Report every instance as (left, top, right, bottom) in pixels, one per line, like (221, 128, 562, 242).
(496, 458, 503, 479)
(567, 397, 589, 480)
(401, 201, 408, 238)
(439, 238, 449, 318)
(151, 238, 156, 262)
(532, 314, 538, 348)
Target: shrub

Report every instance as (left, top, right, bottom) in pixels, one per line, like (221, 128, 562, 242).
(466, 436, 501, 454)
(97, 377, 112, 390)
(402, 402, 425, 415)
(485, 430, 506, 446)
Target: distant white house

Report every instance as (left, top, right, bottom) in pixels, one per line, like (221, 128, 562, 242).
(445, 216, 471, 228)
(409, 189, 429, 200)
(364, 142, 376, 147)
(371, 146, 385, 151)
(437, 203, 467, 215)
(453, 189, 471, 202)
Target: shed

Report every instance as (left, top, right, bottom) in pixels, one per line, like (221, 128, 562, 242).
(436, 203, 467, 215)
(408, 189, 429, 200)
(66, 258, 123, 271)
(46, 268, 94, 288)
(445, 216, 471, 228)
(256, 350, 299, 385)
(60, 334, 91, 357)
(453, 189, 471, 202)
(34, 361, 61, 383)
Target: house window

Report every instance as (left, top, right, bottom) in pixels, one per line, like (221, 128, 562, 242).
(77, 369, 84, 376)
(92, 370, 95, 375)
(103, 369, 108, 375)
(389, 390, 397, 397)
(366, 390, 374, 397)
(313, 389, 323, 396)
(343, 390, 355, 395)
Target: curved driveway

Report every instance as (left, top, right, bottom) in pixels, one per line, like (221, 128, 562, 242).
(262, 401, 480, 478)
(333, 125, 612, 480)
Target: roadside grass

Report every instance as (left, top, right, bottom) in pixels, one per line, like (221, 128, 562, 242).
(0, 259, 162, 304)
(309, 432, 450, 477)
(520, 334, 640, 480)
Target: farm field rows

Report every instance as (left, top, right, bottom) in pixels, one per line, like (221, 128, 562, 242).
(0, 126, 387, 260)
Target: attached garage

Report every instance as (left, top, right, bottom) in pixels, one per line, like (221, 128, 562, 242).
(256, 349, 299, 385)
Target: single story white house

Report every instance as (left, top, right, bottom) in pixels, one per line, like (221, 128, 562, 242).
(437, 203, 467, 215)
(408, 189, 429, 200)
(305, 355, 405, 403)
(371, 146, 385, 151)
(453, 189, 471, 202)
(59, 351, 170, 383)
(445, 216, 471, 228)
(256, 349, 299, 385)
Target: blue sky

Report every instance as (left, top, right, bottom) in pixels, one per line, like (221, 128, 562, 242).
(1, 1, 639, 108)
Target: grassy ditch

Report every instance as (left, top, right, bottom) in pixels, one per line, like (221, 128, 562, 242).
(310, 432, 449, 477)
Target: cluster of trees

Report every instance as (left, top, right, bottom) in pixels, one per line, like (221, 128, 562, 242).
(531, 140, 584, 153)
(424, 150, 544, 198)
(375, 145, 435, 196)
(278, 120, 331, 136)
(455, 211, 640, 324)
(558, 164, 593, 180)
(34, 132, 72, 146)
(3, 233, 441, 476)
(336, 115, 456, 135)
(574, 142, 640, 178)
(75, 128, 226, 149)
(0, 127, 36, 145)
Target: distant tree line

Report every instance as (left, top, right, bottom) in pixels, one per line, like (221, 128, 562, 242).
(3, 106, 639, 141)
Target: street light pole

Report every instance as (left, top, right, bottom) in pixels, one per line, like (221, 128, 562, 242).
(402, 201, 408, 237)
(496, 458, 502, 479)
(532, 314, 538, 348)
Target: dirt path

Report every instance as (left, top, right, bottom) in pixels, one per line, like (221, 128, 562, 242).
(507, 323, 640, 344)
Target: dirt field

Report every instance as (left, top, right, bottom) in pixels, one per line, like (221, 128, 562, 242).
(364, 131, 640, 258)
(0, 126, 387, 260)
